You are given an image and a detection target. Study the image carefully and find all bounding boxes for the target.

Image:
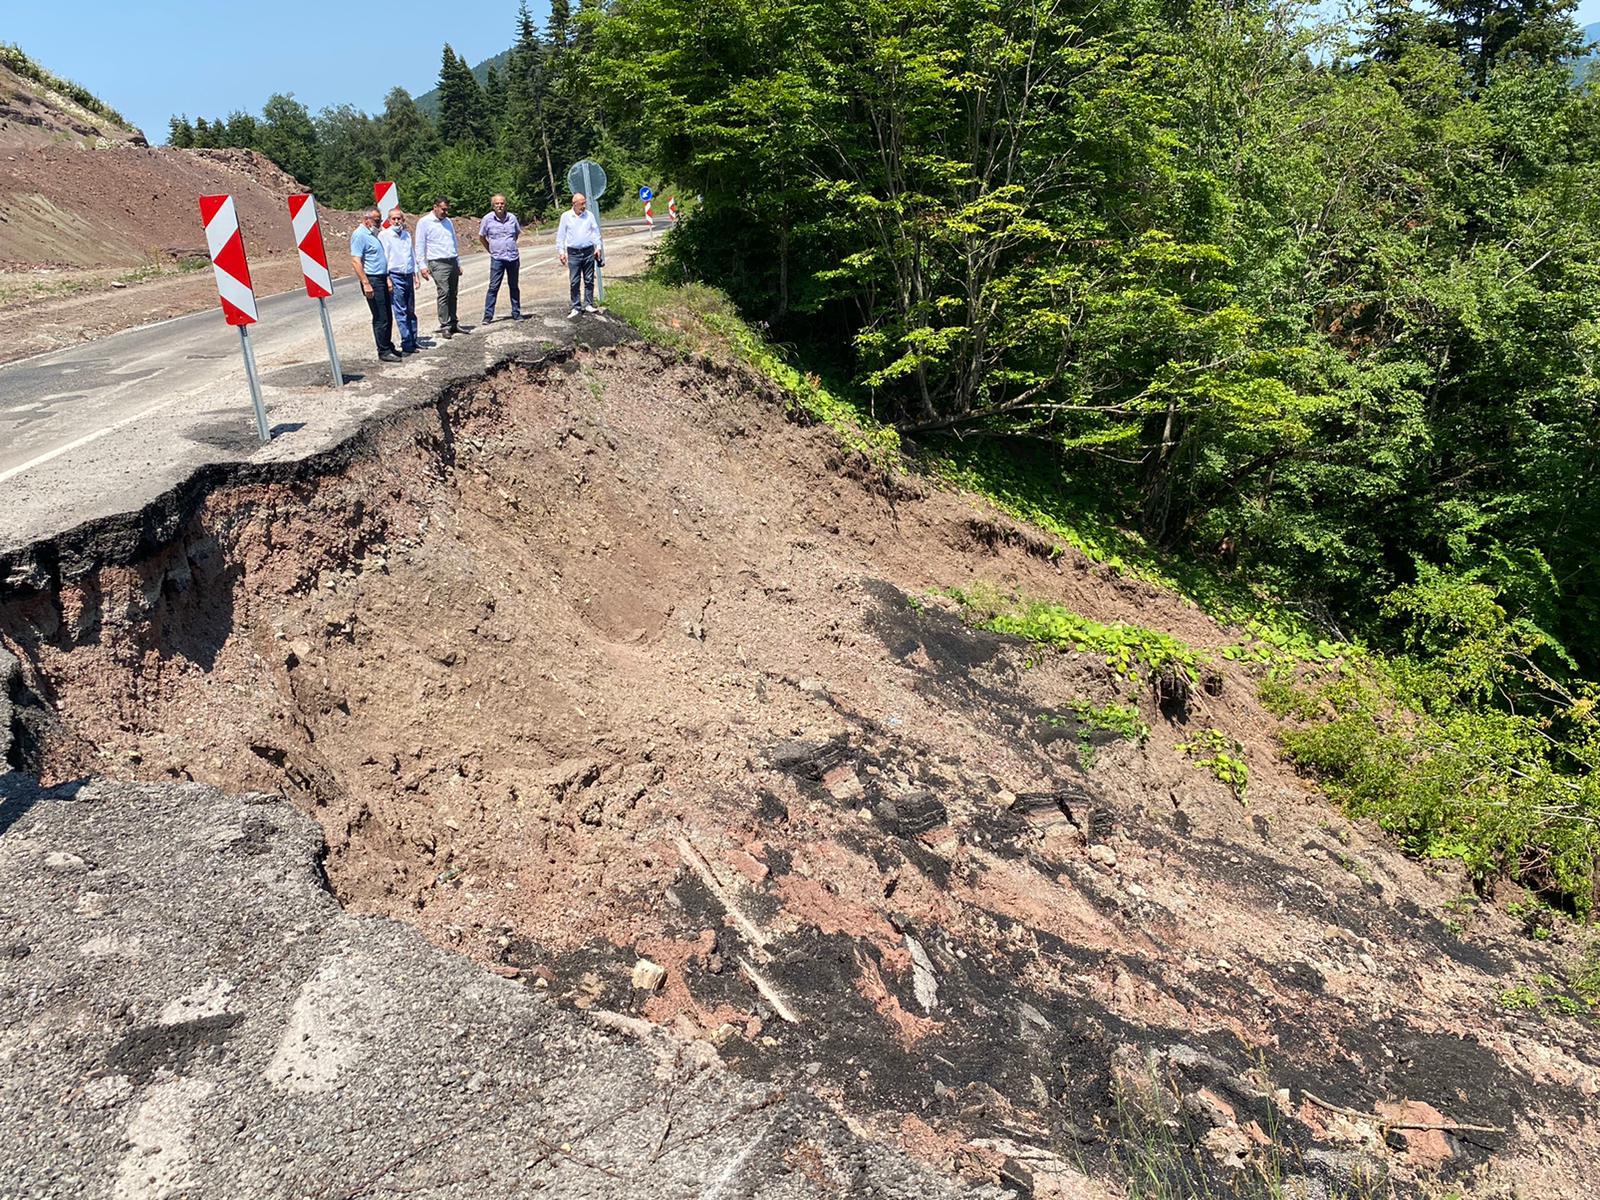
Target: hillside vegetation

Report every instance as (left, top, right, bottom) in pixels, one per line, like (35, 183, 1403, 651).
(587, 0, 1600, 922)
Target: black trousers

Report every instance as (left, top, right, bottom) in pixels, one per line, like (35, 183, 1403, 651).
(365, 273, 396, 354)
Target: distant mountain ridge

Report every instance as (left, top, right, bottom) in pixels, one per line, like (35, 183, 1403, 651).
(1577, 21, 1600, 78)
(415, 49, 514, 118)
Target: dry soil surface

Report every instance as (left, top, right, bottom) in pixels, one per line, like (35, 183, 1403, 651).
(2, 343, 1596, 1198)
(0, 145, 373, 362)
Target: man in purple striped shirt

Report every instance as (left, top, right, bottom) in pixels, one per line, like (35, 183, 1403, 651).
(478, 195, 523, 323)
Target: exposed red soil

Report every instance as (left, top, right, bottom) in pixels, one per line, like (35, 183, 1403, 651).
(0, 144, 374, 363)
(2, 344, 1596, 1198)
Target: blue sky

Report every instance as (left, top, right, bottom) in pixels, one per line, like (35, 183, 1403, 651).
(7, 0, 547, 140)
(8, 0, 1600, 144)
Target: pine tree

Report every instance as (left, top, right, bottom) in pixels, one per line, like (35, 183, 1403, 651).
(224, 110, 259, 149)
(192, 116, 213, 146)
(1364, 0, 1436, 62)
(504, 1, 560, 210)
(484, 64, 505, 129)
(167, 115, 195, 148)
(1433, 0, 1584, 84)
(436, 44, 492, 146)
(548, 0, 572, 49)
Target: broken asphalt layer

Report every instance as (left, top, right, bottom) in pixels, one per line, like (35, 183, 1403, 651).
(0, 774, 987, 1200)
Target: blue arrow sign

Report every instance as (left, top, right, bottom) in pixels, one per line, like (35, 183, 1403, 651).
(639, 186, 654, 201)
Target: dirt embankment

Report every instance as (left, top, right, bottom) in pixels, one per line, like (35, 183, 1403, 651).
(0, 144, 370, 362)
(2, 345, 1596, 1198)
(0, 59, 145, 150)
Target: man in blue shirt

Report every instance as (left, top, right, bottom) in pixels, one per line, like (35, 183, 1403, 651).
(350, 208, 402, 362)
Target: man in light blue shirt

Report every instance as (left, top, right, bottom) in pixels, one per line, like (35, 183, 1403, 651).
(349, 208, 400, 362)
(556, 192, 604, 318)
(379, 210, 421, 354)
(415, 196, 464, 338)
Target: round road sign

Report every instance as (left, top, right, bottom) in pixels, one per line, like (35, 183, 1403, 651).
(638, 185, 653, 201)
(566, 159, 608, 201)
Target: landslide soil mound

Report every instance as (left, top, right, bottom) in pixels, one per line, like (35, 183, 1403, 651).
(0, 146, 318, 269)
(2, 345, 1596, 1198)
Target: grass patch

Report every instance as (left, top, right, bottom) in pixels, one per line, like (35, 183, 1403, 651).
(950, 582, 1204, 683)
(605, 278, 899, 461)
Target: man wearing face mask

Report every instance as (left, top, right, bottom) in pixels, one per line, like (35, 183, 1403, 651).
(416, 196, 464, 338)
(478, 194, 523, 323)
(380, 209, 421, 354)
(350, 208, 401, 363)
(556, 192, 603, 319)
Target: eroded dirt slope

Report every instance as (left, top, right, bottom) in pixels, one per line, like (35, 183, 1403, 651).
(2, 345, 1595, 1198)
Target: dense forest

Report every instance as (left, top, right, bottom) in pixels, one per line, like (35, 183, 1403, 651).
(172, 0, 1600, 914)
(166, 1, 611, 219)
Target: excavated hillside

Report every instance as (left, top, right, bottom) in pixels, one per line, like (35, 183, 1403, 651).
(2, 343, 1596, 1198)
(0, 56, 145, 149)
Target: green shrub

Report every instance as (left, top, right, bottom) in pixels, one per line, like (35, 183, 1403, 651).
(1177, 727, 1250, 801)
(950, 584, 1203, 682)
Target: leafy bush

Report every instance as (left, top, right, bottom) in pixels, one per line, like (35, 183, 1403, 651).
(950, 584, 1203, 683)
(1267, 572, 1600, 914)
(1177, 728, 1250, 801)
(605, 280, 901, 461)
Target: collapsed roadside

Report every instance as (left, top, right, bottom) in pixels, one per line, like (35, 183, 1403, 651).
(1, 316, 1596, 1198)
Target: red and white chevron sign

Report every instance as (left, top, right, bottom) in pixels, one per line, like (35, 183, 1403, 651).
(287, 193, 333, 299)
(374, 180, 398, 225)
(198, 193, 258, 326)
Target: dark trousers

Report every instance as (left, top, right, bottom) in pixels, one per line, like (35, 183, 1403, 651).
(390, 272, 418, 351)
(567, 245, 596, 308)
(365, 273, 396, 355)
(485, 257, 520, 320)
(428, 257, 461, 331)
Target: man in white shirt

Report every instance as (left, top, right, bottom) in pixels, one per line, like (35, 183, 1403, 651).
(415, 196, 464, 338)
(379, 210, 421, 354)
(556, 192, 604, 318)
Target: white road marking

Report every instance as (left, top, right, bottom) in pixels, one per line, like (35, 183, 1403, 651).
(0, 228, 662, 486)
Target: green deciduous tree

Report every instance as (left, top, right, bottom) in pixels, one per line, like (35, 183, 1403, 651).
(257, 92, 319, 188)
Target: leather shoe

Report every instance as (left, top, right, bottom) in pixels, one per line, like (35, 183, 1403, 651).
(379, 351, 403, 362)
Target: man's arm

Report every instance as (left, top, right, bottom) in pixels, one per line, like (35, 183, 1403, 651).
(556, 213, 568, 264)
(351, 253, 373, 295)
(417, 218, 432, 279)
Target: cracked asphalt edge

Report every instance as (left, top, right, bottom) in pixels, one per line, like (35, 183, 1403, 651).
(0, 773, 1003, 1200)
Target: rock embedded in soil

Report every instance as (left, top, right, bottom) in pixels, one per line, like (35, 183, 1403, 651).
(631, 957, 668, 991)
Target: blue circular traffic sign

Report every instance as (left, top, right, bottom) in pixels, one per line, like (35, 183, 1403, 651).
(639, 186, 654, 201)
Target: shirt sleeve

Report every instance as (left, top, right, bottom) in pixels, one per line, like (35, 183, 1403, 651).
(556, 213, 567, 253)
(593, 214, 603, 254)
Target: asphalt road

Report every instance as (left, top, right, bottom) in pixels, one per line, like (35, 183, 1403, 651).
(0, 225, 659, 554)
